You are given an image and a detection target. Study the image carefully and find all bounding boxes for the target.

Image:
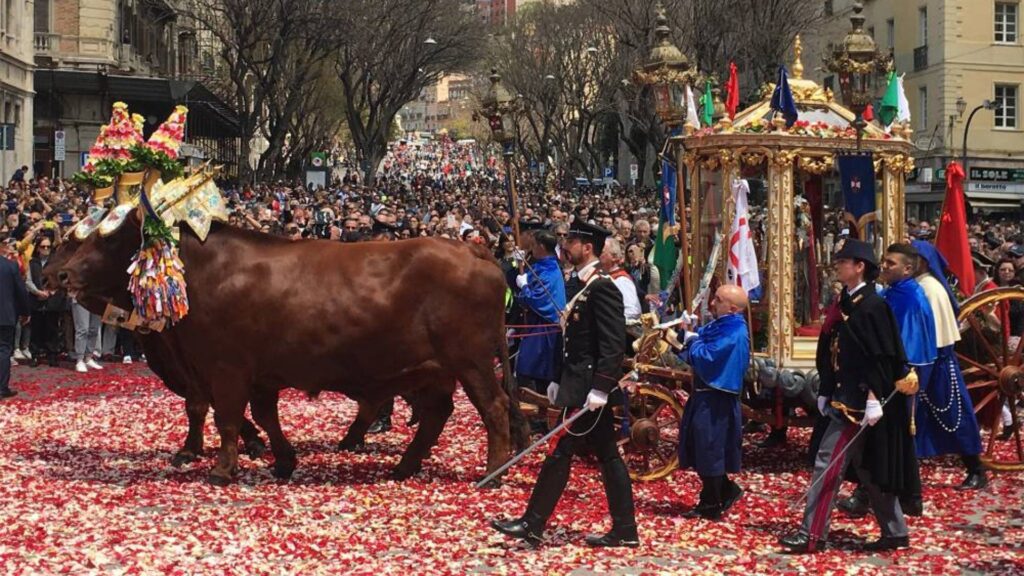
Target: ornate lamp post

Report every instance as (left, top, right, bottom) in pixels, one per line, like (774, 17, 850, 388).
(962, 99, 1001, 176)
(480, 69, 522, 245)
(825, 1, 893, 147)
(633, 2, 696, 307)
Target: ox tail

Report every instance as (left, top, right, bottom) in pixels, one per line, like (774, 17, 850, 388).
(499, 326, 531, 451)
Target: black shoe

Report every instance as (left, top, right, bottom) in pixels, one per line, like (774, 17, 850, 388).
(742, 420, 767, 434)
(683, 502, 723, 520)
(720, 482, 744, 515)
(758, 430, 788, 449)
(584, 528, 640, 548)
(778, 531, 826, 553)
(997, 424, 1018, 441)
(367, 418, 392, 435)
(837, 493, 870, 518)
(957, 471, 988, 490)
(863, 535, 909, 551)
(0, 389, 16, 399)
(490, 518, 543, 547)
(900, 496, 923, 517)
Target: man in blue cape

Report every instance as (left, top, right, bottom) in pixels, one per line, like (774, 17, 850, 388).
(675, 284, 750, 520)
(512, 229, 567, 391)
(911, 240, 986, 489)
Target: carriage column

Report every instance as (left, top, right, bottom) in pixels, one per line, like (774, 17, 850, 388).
(767, 150, 797, 366)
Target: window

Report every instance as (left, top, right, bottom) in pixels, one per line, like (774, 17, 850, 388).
(918, 85, 928, 131)
(887, 19, 896, 50)
(995, 84, 1018, 128)
(919, 6, 928, 45)
(824, 0, 833, 16)
(868, 26, 876, 39)
(996, 2, 1018, 43)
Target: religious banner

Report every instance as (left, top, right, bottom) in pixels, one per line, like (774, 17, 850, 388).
(837, 152, 876, 240)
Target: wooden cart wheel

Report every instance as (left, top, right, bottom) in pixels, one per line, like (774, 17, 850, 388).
(615, 383, 686, 482)
(956, 287, 1024, 471)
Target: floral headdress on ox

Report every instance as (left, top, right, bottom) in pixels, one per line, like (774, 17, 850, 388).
(71, 102, 228, 329)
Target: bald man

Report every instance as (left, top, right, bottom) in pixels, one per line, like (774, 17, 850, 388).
(675, 284, 750, 520)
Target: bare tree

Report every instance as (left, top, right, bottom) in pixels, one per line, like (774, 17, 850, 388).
(332, 0, 483, 185)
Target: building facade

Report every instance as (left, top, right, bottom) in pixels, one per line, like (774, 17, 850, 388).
(0, 1, 36, 184)
(399, 74, 475, 134)
(809, 0, 1024, 219)
(33, 0, 240, 179)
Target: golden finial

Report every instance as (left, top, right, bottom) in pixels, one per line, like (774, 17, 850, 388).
(792, 35, 804, 80)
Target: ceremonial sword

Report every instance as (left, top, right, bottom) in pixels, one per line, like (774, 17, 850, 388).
(475, 408, 590, 488)
(790, 387, 901, 512)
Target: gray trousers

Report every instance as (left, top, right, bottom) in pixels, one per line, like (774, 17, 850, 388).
(71, 303, 101, 362)
(101, 323, 118, 357)
(800, 416, 908, 542)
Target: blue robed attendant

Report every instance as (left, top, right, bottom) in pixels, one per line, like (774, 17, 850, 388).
(512, 231, 566, 384)
(881, 276, 937, 367)
(675, 285, 750, 520)
(909, 240, 986, 490)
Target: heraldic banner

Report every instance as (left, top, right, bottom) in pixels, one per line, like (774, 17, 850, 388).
(837, 151, 876, 240)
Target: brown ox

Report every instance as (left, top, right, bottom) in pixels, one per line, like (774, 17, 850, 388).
(60, 212, 527, 485)
(42, 239, 268, 465)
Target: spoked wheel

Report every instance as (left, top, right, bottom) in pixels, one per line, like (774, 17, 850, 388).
(956, 287, 1024, 471)
(615, 382, 686, 482)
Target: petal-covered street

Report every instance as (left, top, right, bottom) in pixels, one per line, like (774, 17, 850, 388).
(0, 365, 1020, 575)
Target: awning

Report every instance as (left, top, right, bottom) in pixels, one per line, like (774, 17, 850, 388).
(35, 70, 241, 138)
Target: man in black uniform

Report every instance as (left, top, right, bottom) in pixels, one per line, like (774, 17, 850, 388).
(780, 239, 918, 553)
(490, 220, 638, 548)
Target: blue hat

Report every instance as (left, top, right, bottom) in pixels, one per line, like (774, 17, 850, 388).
(912, 240, 959, 315)
(834, 238, 877, 267)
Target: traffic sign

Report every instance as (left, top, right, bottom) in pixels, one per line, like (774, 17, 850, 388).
(629, 163, 638, 182)
(54, 130, 66, 161)
(604, 166, 613, 178)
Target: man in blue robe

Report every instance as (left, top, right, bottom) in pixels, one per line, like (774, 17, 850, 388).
(513, 230, 567, 391)
(676, 284, 750, 520)
(912, 240, 986, 489)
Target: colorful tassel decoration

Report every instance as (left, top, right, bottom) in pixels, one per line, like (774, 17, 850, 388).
(128, 218, 189, 324)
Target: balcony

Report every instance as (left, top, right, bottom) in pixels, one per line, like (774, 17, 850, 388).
(34, 32, 59, 54)
(914, 45, 928, 71)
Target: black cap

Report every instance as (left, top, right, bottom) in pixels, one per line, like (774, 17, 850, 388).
(972, 250, 995, 269)
(372, 220, 398, 234)
(567, 219, 611, 254)
(834, 238, 878, 267)
(519, 220, 546, 232)
(1008, 244, 1024, 258)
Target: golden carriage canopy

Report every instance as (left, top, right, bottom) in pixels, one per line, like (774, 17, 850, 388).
(670, 42, 914, 369)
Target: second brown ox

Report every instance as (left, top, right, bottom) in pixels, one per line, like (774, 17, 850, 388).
(59, 211, 527, 485)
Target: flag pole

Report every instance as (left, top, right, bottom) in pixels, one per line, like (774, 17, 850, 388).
(675, 139, 692, 309)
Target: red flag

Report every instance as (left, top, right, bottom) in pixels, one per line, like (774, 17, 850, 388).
(863, 103, 875, 122)
(726, 62, 740, 120)
(935, 161, 975, 295)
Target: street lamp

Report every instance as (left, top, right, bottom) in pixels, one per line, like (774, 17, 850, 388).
(480, 68, 523, 245)
(825, 1, 893, 147)
(962, 99, 1002, 177)
(949, 96, 967, 157)
(633, 1, 696, 306)
(632, 3, 693, 130)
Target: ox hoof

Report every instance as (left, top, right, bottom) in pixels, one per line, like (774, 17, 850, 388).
(272, 461, 296, 480)
(171, 451, 200, 467)
(207, 473, 233, 487)
(390, 463, 423, 481)
(243, 438, 268, 459)
(337, 439, 366, 452)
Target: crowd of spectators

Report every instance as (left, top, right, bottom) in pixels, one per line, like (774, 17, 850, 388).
(3, 135, 1024, 373)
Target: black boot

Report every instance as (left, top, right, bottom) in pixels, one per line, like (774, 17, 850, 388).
(720, 476, 744, 516)
(589, 457, 639, 545)
(957, 454, 988, 490)
(758, 427, 788, 448)
(685, 475, 724, 520)
(367, 416, 391, 435)
(491, 511, 545, 547)
(837, 485, 870, 518)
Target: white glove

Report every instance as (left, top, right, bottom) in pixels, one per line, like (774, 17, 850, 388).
(512, 248, 527, 263)
(682, 331, 699, 347)
(585, 389, 608, 411)
(680, 311, 699, 327)
(515, 273, 529, 289)
(817, 396, 829, 416)
(862, 398, 883, 427)
(546, 382, 559, 405)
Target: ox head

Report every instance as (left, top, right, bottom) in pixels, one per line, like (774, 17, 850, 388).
(41, 237, 82, 292)
(59, 208, 144, 305)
